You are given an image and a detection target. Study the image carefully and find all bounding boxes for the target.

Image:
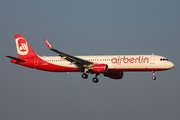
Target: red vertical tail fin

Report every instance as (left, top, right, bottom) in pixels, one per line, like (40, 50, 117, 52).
(15, 34, 37, 59)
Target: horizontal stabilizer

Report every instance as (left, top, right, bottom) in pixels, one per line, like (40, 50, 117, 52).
(5, 55, 26, 62)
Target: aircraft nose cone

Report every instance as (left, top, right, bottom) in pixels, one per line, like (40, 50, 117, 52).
(169, 62, 174, 69)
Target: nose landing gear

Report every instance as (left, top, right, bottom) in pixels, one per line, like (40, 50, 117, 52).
(152, 71, 156, 80)
(152, 76, 156, 80)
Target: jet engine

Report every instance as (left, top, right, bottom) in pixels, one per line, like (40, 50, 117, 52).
(104, 72, 124, 79)
(92, 64, 108, 73)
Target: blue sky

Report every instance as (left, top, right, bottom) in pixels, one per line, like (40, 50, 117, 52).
(0, 0, 180, 120)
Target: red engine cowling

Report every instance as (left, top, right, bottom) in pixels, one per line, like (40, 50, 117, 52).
(92, 64, 108, 73)
(104, 72, 124, 79)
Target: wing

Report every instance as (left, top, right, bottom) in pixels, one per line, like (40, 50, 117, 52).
(44, 38, 94, 68)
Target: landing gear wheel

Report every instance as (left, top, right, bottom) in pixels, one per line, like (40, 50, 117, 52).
(82, 73, 88, 79)
(92, 77, 99, 83)
(152, 71, 156, 80)
(152, 76, 156, 80)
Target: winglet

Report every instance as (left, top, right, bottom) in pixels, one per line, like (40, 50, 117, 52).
(44, 38, 52, 49)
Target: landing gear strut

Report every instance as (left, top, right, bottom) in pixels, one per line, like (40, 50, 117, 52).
(92, 73, 100, 83)
(152, 71, 156, 80)
(82, 68, 88, 79)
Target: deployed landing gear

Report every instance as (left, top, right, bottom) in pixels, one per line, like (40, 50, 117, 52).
(92, 77, 99, 83)
(82, 68, 88, 79)
(82, 70, 100, 83)
(81, 73, 99, 83)
(92, 73, 100, 83)
(82, 73, 88, 79)
(152, 76, 156, 80)
(152, 71, 156, 80)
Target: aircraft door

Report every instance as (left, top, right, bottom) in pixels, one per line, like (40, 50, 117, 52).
(150, 55, 155, 64)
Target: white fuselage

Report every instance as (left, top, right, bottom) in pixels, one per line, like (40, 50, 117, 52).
(38, 54, 174, 72)
(7, 34, 175, 82)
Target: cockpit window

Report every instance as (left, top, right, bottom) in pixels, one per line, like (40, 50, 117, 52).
(160, 58, 169, 61)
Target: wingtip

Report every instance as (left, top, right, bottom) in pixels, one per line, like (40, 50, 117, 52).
(5, 55, 9, 58)
(44, 38, 52, 49)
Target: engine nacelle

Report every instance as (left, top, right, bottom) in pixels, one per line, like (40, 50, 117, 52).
(92, 64, 108, 73)
(104, 72, 124, 79)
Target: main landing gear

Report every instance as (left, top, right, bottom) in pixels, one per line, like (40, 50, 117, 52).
(92, 73, 100, 83)
(152, 71, 156, 80)
(82, 73, 88, 79)
(81, 72, 100, 83)
(82, 68, 88, 79)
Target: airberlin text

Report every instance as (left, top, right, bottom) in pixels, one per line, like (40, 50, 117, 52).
(111, 56, 149, 64)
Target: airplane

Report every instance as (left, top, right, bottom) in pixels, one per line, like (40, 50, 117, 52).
(6, 34, 174, 83)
